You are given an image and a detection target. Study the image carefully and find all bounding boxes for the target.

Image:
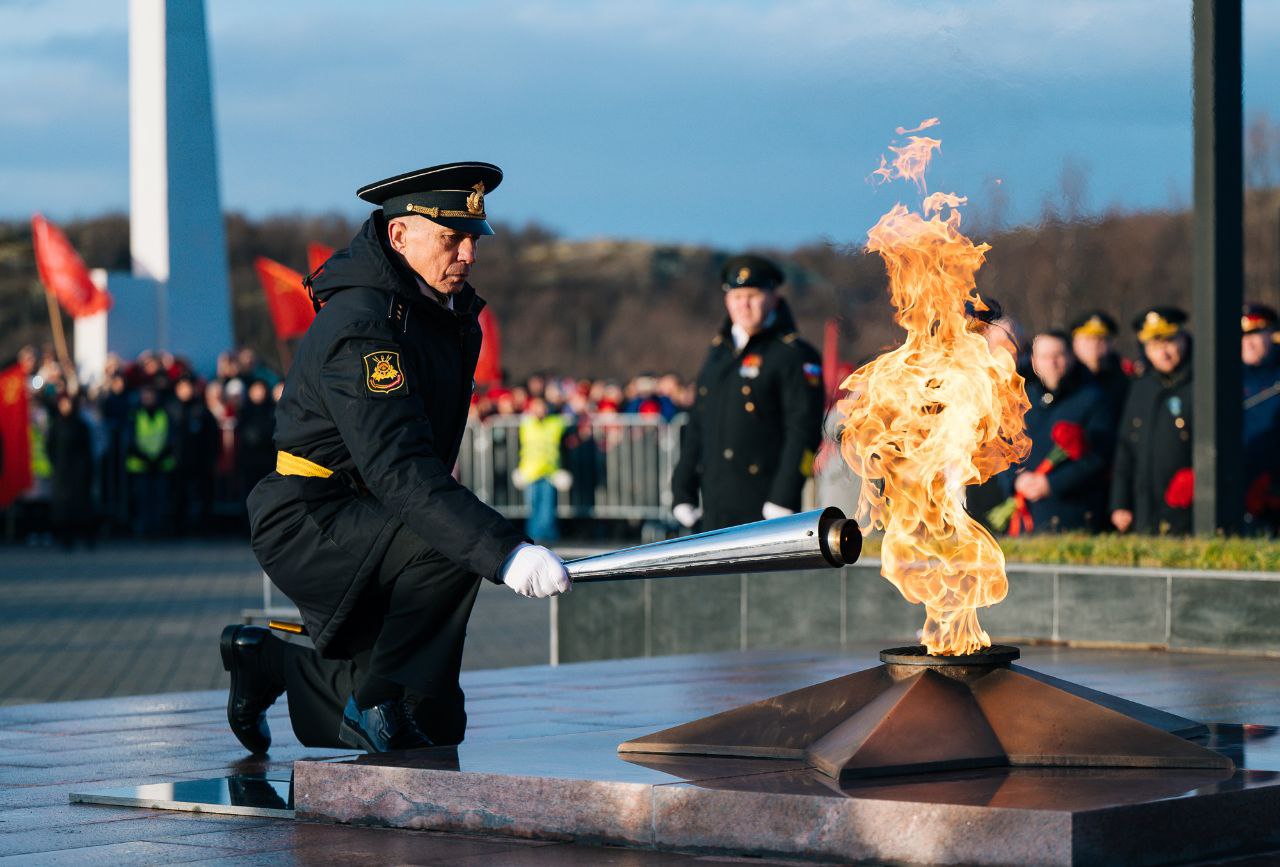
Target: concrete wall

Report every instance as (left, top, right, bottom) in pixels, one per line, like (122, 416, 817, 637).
(551, 559, 1280, 663)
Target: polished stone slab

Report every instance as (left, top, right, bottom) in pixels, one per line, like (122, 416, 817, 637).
(69, 774, 294, 818)
(297, 725, 1280, 865)
(11, 643, 1280, 864)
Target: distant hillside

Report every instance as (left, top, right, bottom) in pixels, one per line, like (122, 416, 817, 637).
(2, 188, 1279, 380)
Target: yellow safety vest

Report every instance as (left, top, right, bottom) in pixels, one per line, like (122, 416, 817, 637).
(30, 425, 50, 480)
(126, 409, 174, 473)
(517, 414, 568, 483)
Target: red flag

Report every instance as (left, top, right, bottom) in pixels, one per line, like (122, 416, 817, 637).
(31, 214, 112, 318)
(307, 242, 334, 276)
(822, 318, 840, 405)
(475, 306, 502, 386)
(253, 256, 316, 341)
(0, 363, 32, 507)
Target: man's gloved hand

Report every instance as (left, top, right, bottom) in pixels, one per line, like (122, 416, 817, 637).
(500, 543, 572, 598)
(762, 502, 795, 520)
(550, 469, 573, 492)
(511, 468, 529, 490)
(673, 503, 702, 528)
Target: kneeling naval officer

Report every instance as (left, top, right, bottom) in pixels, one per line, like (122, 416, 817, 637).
(223, 161, 570, 755)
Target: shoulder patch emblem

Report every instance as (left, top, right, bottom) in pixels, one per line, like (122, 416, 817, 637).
(803, 362, 822, 387)
(364, 350, 406, 394)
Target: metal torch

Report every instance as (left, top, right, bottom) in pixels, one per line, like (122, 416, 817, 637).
(564, 506, 862, 583)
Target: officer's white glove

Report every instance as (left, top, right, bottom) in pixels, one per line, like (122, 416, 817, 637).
(500, 543, 572, 598)
(673, 503, 702, 528)
(511, 468, 529, 490)
(550, 469, 573, 492)
(762, 502, 795, 520)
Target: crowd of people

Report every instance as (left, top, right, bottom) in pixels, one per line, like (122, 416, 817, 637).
(6, 297, 1280, 547)
(971, 301, 1280, 537)
(5, 343, 695, 546)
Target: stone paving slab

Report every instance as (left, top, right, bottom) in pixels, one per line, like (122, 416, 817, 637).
(0, 540, 550, 705)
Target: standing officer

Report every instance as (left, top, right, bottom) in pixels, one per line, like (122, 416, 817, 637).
(222, 162, 571, 756)
(1110, 306, 1194, 535)
(1008, 330, 1114, 533)
(1068, 310, 1132, 420)
(671, 254, 824, 530)
(1242, 303, 1280, 530)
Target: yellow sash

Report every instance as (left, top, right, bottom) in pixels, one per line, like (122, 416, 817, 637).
(275, 450, 333, 479)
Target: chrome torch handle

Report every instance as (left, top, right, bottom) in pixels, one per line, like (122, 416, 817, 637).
(564, 506, 862, 584)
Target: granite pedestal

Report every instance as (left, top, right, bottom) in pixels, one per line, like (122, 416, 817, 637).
(292, 649, 1280, 866)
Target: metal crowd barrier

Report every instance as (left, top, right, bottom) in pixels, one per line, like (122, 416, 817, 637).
(457, 413, 687, 521)
(249, 412, 688, 624)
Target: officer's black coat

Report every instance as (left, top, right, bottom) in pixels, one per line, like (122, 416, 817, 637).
(671, 300, 824, 529)
(1244, 355, 1280, 484)
(247, 213, 525, 657)
(1109, 354, 1194, 535)
(1090, 354, 1132, 421)
(1009, 365, 1114, 533)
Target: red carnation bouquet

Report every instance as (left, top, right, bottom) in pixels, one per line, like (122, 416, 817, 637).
(1164, 468, 1194, 510)
(987, 421, 1088, 535)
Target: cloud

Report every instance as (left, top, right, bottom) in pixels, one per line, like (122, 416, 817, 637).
(1, 0, 1278, 247)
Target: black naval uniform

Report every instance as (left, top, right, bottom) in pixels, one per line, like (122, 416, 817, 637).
(1014, 365, 1115, 533)
(246, 212, 525, 747)
(1109, 351, 1194, 536)
(672, 299, 825, 530)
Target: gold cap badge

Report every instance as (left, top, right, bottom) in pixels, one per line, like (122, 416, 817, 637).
(467, 182, 485, 216)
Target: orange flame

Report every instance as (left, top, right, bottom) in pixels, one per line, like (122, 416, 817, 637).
(895, 117, 941, 135)
(837, 124, 1030, 656)
(870, 121, 943, 193)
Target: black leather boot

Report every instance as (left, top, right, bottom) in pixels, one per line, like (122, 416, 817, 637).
(220, 625, 286, 754)
(338, 694, 434, 753)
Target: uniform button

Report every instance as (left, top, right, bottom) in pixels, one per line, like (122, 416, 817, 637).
(1133, 418, 1142, 427)
(748, 464, 759, 475)
(1174, 417, 1185, 429)
(699, 387, 708, 396)
(745, 402, 756, 412)
(723, 449, 734, 460)
(1180, 431, 1189, 442)
(741, 385, 752, 395)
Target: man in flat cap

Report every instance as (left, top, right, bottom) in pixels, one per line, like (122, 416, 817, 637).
(221, 162, 570, 755)
(1242, 303, 1280, 529)
(1110, 306, 1194, 535)
(671, 254, 825, 530)
(1069, 310, 1132, 420)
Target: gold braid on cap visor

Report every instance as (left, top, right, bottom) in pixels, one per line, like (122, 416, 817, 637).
(405, 203, 486, 220)
(1138, 319, 1180, 342)
(1072, 320, 1111, 338)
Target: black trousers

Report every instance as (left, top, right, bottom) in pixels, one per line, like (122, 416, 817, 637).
(278, 524, 482, 748)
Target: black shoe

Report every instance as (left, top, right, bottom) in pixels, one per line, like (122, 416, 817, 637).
(338, 695, 434, 753)
(220, 625, 286, 755)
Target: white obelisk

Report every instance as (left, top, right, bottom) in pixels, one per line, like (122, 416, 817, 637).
(128, 0, 231, 375)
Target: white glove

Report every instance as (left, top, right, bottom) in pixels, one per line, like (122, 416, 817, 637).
(500, 543, 571, 598)
(550, 469, 573, 492)
(762, 502, 795, 520)
(673, 503, 702, 528)
(511, 468, 529, 490)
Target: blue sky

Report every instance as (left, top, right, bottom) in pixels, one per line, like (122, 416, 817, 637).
(2, 0, 1278, 249)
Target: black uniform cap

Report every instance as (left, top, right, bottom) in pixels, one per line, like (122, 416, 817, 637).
(721, 254, 785, 292)
(1069, 309, 1118, 338)
(1243, 303, 1279, 334)
(357, 161, 503, 236)
(1131, 306, 1188, 342)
